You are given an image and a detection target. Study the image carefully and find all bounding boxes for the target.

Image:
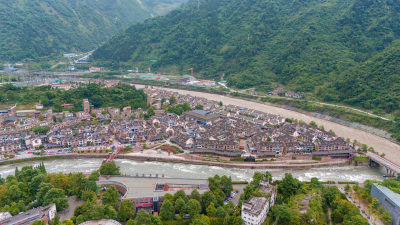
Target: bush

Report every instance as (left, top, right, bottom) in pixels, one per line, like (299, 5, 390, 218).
(312, 156, 322, 161)
(338, 181, 358, 184)
(232, 181, 249, 184)
(230, 157, 244, 162)
(99, 162, 120, 175)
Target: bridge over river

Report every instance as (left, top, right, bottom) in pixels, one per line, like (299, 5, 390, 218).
(367, 152, 400, 177)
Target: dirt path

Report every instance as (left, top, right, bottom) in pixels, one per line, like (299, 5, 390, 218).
(59, 196, 84, 221)
(143, 85, 400, 164)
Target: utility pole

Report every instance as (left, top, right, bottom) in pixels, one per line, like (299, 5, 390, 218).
(198, 0, 200, 10)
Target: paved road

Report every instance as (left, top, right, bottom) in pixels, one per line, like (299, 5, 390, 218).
(234, 89, 391, 121)
(367, 152, 400, 174)
(335, 184, 384, 225)
(139, 85, 400, 164)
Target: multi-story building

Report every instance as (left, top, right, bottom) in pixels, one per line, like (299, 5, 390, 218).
(242, 197, 270, 225)
(83, 99, 90, 114)
(241, 182, 276, 225)
(0, 203, 56, 225)
(370, 183, 400, 225)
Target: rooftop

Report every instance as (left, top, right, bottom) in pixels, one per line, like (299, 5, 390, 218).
(374, 184, 400, 208)
(243, 197, 268, 216)
(79, 219, 121, 225)
(191, 110, 211, 115)
(99, 176, 209, 199)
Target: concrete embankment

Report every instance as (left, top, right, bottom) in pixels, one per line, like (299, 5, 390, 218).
(114, 154, 351, 169)
(1, 154, 354, 170)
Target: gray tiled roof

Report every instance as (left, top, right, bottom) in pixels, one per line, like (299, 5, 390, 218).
(374, 184, 400, 208)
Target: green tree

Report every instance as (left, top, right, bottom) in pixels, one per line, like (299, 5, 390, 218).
(152, 216, 162, 225)
(101, 186, 120, 209)
(119, 199, 136, 222)
(190, 189, 201, 202)
(61, 219, 74, 225)
(32, 221, 46, 225)
(278, 173, 302, 202)
(343, 215, 368, 225)
(43, 188, 69, 211)
(160, 199, 175, 221)
(80, 190, 97, 202)
(370, 198, 379, 210)
(216, 206, 226, 218)
(191, 217, 209, 225)
(206, 202, 217, 217)
(272, 205, 293, 225)
(136, 209, 152, 225)
(264, 171, 273, 183)
(169, 96, 176, 105)
(186, 199, 201, 218)
(31, 174, 46, 195)
(126, 219, 136, 225)
(99, 162, 120, 175)
(381, 209, 393, 225)
(36, 183, 54, 206)
(344, 184, 351, 192)
(88, 171, 100, 181)
(195, 104, 204, 110)
(174, 190, 188, 203)
(175, 197, 186, 215)
(163, 193, 174, 204)
(201, 191, 217, 211)
(220, 175, 233, 195)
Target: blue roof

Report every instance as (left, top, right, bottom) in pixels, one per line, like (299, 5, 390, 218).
(374, 184, 400, 208)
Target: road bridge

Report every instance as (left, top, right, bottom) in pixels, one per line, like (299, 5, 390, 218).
(367, 152, 400, 177)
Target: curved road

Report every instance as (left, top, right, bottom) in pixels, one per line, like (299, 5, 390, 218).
(137, 85, 400, 164)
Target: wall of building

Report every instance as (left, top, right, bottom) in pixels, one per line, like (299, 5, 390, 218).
(370, 184, 400, 225)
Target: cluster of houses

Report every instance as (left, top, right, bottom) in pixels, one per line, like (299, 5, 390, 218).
(0, 86, 353, 158)
(268, 87, 304, 99)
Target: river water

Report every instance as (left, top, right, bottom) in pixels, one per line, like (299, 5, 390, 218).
(0, 158, 384, 182)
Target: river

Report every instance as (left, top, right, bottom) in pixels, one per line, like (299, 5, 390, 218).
(0, 158, 384, 182)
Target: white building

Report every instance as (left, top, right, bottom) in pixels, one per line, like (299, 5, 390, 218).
(242, 197, 269, 225)
(241, 182, 276, 225)
(35, 104, 44, 110)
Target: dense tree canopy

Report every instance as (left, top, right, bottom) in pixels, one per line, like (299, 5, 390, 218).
(94, 0, 400, 114)
(0, 83, 147, 113)
(0, 0, 188, 61)
(99, 162, 121, 176)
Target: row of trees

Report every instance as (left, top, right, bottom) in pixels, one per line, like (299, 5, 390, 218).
(0, 163, 100, 218)
(267, 174, 369, 225)
(155, 174, 241, 225)
(0, 83, 147, 113)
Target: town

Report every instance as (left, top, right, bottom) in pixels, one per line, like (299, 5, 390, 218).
(0, 83, 353, 162)
(0, 83, 399, 225)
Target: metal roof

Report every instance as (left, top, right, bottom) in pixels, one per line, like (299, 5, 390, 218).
(374, 184, 400, 208)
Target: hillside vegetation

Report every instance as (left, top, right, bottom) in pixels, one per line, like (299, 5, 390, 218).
(0, 0, 187, 62)
(93, 0, 400, 115)
(0, 83, 147, 112)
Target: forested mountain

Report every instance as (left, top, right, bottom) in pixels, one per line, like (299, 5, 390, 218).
(0, 0, 187, 62)
(93, 0, 400, 113)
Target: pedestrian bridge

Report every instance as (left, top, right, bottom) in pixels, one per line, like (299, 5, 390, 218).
(367, 152, 400, 177)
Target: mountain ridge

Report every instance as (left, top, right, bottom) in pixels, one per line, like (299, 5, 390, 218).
(0, 0, 188, 62)
(93, 0, 400, 113)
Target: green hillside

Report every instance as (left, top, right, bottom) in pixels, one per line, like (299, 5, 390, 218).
(93, 0, 400, 114)
(0, 0, 187, 62)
